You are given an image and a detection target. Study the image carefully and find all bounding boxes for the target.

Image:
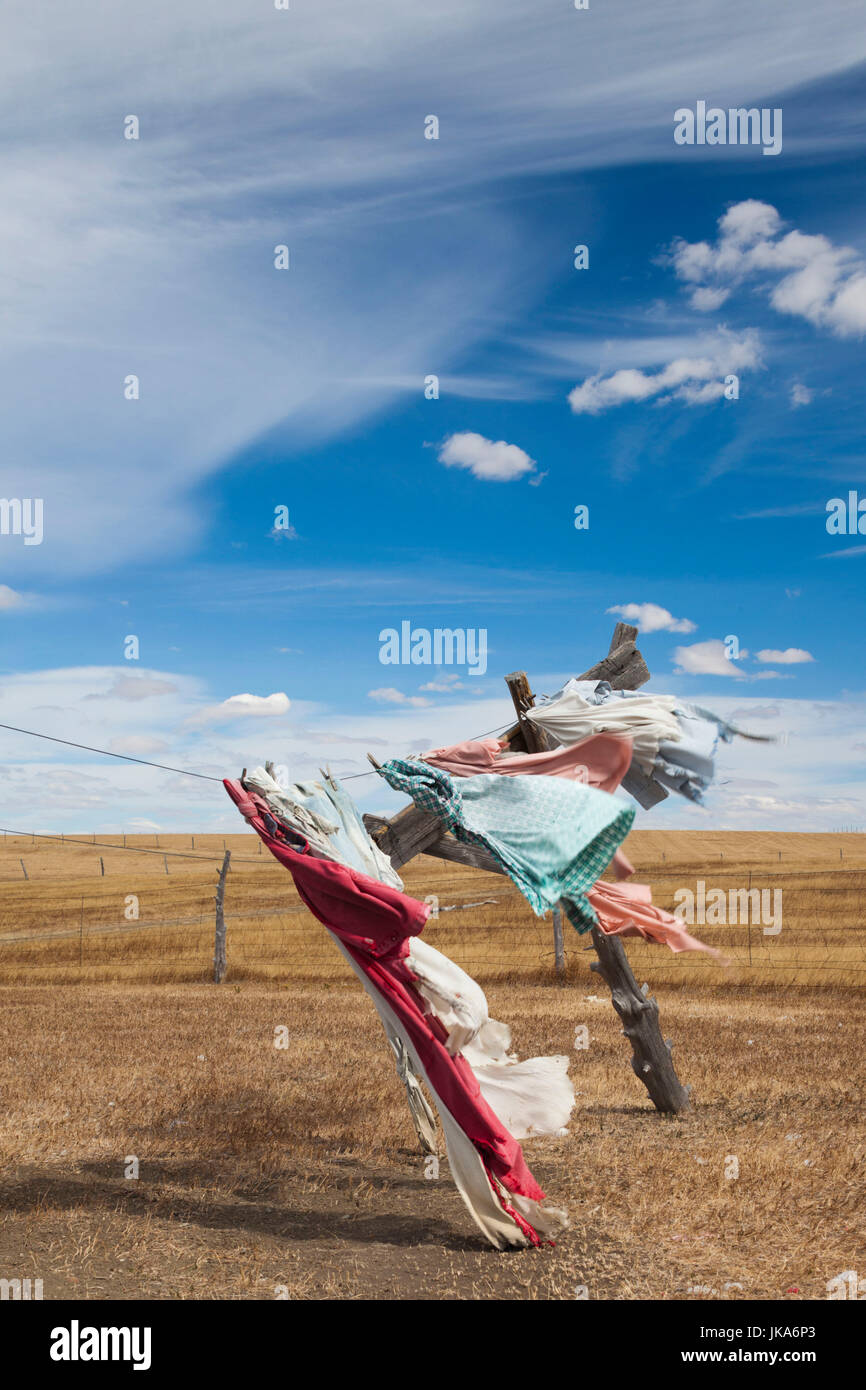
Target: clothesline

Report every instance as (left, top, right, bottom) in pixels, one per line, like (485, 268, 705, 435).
(0, 717, 517, 786)
(0, 826, 265, 864)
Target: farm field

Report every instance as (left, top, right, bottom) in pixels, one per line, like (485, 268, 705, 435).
(0, 830, 863, 1300)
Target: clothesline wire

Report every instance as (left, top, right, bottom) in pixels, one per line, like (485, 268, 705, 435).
(0, 827, 265, 864)
(0, 716, 516, 786)
(0, 722, 223, 781)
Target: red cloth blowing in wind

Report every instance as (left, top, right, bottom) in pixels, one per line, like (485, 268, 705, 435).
(223, 779, 547, 1207)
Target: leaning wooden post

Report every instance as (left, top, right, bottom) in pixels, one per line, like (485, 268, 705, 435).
(213, 850, 231, 984)
(590, 926, 690, 1113)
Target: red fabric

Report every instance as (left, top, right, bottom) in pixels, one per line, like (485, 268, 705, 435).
(223, 778, 547, 1207)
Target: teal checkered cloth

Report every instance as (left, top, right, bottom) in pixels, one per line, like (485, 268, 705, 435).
(380, 758, 634, 932)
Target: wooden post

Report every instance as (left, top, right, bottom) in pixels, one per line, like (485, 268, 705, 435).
(99, 857, 105, 876)
(213, 850, 231, 983)
(79, 897, 84, 969)
(19, 858, 28, 881)
(163, 855, 169, 875)
(590, 926, 690, 1114)
(504, 671, 552, 754)
(552, 903, 566, 979)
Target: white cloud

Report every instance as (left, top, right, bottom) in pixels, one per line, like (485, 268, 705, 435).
(189, 692, 291, 726)
(755, 648, 815, 664)
(419, 673, 465, 691)
(88, 675, 179, 701)
(437, 431, 536, 482)
(671, 199, 866, 338)
(673, 639, 745, 677)
(0, 584, 25, 611)
(367, 687, 432, 708)
(568, 328, 761, 414)
(0, 9, 860, 577)
(790, 382, 813, 407)
(108, 735, 171, 756)
(607, 602, 696, 634)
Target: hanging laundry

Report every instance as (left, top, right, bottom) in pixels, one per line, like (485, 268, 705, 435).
(224, 777, 573, 1250)
(378, 757, 634, 933)
(421, 733, 636, 880)
(589, 880, 726, 960)
(421, 733, 627, 783)
(244, 765, 403, 888)
(527, 680, 771, 807)
(526, 681, 682, 772)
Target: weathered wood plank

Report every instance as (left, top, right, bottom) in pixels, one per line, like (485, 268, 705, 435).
(504, 671, 552, 754)
(608, 621, 638, 653)
(579, 639, 650, 691)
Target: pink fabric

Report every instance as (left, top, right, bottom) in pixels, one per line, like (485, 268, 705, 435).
(588, 879, 726, 959)
(223, 778, 549, 1231)
(423, 733, 636, 881)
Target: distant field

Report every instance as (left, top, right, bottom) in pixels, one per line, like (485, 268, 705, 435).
(0, 829, 863, 988)
(0, 830, 863, 1299)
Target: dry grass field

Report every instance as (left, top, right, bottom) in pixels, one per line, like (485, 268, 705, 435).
(0, 829, 863, 1300)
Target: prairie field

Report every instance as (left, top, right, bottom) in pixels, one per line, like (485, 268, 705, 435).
(0, 829, 863, 1300)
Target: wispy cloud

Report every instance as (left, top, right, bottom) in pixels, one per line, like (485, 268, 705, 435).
(567, 328, 761, 414)
(367, 687, 432, 708)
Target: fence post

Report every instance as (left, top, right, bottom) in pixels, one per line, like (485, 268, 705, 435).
(19, 858, 28, 880)
(552, 903, 566, 979)
(213, 850, 231, 983)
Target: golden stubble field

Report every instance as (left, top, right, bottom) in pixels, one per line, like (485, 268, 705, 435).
(0, 829, 863, 1300)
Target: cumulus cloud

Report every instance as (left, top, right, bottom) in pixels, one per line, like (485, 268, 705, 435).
(755, 648, 815, 664)
(437, 432, 536, 481)
(790, 382, 813, 407)
(673, 639, 745, 677)
(367, 687, 432, 708)
(567, 328, 760, 414)
(607, 602, 696, 634)
(670, 199, 866, 337)
(188, 692, 291, 726)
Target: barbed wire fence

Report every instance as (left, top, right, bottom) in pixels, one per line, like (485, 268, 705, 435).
(1, 829, 865, 983)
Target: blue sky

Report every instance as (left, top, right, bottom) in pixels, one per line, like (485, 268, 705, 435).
(1, 2, 865, 833)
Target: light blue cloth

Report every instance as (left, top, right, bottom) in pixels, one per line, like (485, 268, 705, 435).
(548, 680, 747, 805)
(379, 757, 634, 933)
